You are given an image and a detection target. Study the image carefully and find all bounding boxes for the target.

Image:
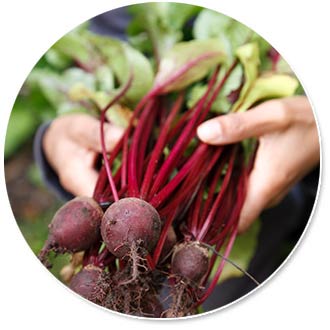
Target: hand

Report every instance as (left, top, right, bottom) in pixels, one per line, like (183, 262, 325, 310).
(197, 96, 320, 233)
(43, 113, 124, 197)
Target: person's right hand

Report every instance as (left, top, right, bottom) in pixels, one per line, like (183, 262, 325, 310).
(43, 113, 124, 197)
(197, 96, 320, 233)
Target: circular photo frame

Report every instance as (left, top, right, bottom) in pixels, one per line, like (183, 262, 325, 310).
(4, 2, 320, 319)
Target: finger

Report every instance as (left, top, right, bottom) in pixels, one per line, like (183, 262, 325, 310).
(197, 99, 291, 145)
(69, 115, 124, 152)
(59, 163, 99, 197)
(237, 169, 270, 234)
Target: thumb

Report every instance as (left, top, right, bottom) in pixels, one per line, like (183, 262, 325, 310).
(197, 100, 290, 145)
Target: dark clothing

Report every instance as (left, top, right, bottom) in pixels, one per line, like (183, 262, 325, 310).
(89, 7, 131, 40)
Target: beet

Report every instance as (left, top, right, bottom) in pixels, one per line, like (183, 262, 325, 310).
(39, 197, 103, 265)
(50, 196, 103, 251)
(101, 197, 161, 258)
(69, 264, 109, 304)
(171, 241, 209, 284)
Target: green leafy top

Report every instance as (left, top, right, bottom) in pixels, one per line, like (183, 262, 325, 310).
(232, 42, 298, 112)
(154, 39, 226, 93)
(127, 3, 202, 58)
(193, 9, 253, 63)
(84, 32, 154, 105)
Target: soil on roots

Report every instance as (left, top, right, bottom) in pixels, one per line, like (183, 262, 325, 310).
(164, 276, 204, 318)
(104, 241, 164, 317)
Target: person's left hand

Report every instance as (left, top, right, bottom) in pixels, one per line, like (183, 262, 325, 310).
(43, 113, 124, 196)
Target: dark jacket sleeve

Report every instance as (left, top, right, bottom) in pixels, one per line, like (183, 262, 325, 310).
(33, 122, 74, 201)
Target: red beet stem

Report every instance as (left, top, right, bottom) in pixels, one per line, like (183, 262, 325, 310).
(146, 254, 156, 270)
(128, 99, 157, 196)
(152, 147, 221, 264)
(189, 181, 206, 238)
(93, 166, 108, 202)
(149, 143, 208, 208)
(150, 61, 238, 199)
(204, 179, 234, 244)
(121, 134, 129, 189)
(140, 92, 184, 199)
(136, 103, 159, 185)
(100, 74, 133, 202)
(94, 247, 115, 268)
(119, 92, 155, 190)
(157, 145, 221, 218)
(152, 211, 176, 266)
(148, 66, 221, 197)
(165, 106, 194, 143)
(208, 165, 247, 245)
(197, 146, 237, 241)
(173, 147, 222, 219)
(197, 152, 228, 231)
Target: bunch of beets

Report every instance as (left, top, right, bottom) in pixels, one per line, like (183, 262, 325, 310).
(39, 57, 257, 318)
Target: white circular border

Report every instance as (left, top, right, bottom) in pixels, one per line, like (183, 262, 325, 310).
(0, 1, 329, 329)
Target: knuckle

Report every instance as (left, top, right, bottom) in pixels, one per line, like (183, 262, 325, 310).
(271, 100, 291, 127)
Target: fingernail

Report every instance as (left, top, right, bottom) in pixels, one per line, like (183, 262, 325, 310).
(197, 120, 222, 143)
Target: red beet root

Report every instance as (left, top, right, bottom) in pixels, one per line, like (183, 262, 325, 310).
(39, 197, 103, 265)
(171, 241, 209, 284)
(101, 197, 161, 258)
(69, 264, 109, 304)
(50, 196, 103, 251)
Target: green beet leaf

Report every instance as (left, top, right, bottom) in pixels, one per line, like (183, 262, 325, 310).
(154, 39, 226, 94)
(194, 9, 252, 62)
(194, 9, 272, 69)
(27, 67, 96, 113)
(187, 64, 244, 113)
(127, 2, 201, 57)
(44, 48, 73, 70)
(52, 24, 100, 72)
(231, 42, 260, 112)
(120, 44, 154, 105)
(95, 65, 115, 92)
(211, 64, 244, 113)
(86, 32, 154, 106)
(235, 73, 299, 113)
(187, 84, 208, 109)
